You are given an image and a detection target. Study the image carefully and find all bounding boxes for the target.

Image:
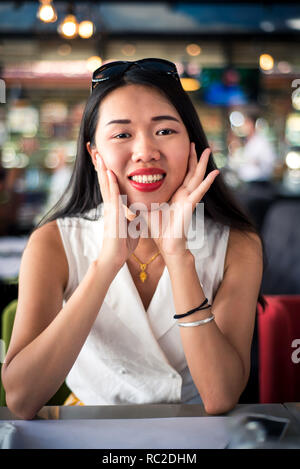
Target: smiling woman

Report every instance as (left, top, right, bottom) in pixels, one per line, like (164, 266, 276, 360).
(1, 59, 265, 419)
(86, 83, 191, 210)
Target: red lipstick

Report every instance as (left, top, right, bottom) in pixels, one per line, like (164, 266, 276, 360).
(127, 168, 166, 192)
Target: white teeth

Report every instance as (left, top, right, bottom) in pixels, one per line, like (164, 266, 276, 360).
(130, 174, 164, 183)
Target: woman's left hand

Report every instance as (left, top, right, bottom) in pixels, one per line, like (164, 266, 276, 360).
(148, 142, 220, 258)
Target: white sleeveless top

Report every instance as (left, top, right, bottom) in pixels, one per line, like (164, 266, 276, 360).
(56, 204, 230, 405)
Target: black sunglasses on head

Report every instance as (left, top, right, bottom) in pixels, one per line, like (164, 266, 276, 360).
(91, 58, 180, 92)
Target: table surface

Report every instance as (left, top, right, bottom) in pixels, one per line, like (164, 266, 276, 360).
(0, 403, 299, 435)
(283, 403, 300, 430)
(1, 403, 300, 449)
(0, 402, 296, 421)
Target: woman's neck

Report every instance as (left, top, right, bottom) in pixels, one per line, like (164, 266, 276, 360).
(132, 236, 160, 261)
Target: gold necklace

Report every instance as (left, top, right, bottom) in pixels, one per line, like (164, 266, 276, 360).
(131, 250, 161, 283)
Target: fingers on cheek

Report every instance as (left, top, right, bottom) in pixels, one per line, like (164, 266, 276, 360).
(192, 142, 197, 159)
(208, 170, 219, 185)
(189, 143, 197, 170)
(204, 149, 211, 161)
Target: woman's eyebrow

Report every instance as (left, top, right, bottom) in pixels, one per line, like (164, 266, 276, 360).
(106, 115, 180, 126)
(151, 115, 180, 123)
(106, 119, 131, 126)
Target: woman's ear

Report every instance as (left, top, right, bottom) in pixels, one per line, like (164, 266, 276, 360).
(86, 141, 99, 171)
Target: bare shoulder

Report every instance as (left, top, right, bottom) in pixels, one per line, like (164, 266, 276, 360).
(224, 228, 263, 273)
(29, 219, 61, 245)
(26, 220, 68, 291)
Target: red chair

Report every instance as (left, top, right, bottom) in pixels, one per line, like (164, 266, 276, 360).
(257, 295, 300, 403)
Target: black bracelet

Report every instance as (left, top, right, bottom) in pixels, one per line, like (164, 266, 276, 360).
(173, 298, 211, 319)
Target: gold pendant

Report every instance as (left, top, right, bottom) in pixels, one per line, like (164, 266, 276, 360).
(140, 271, 147, 283)
(140, 264, 147, 283)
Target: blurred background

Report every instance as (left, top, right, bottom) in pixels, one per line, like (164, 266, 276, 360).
(0, 0, 300, 304)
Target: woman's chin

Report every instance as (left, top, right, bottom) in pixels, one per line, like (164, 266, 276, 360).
(126, 196, 170, 212)
(121, 182, 174, 211)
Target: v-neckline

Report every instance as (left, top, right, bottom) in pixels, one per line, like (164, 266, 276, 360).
(123, 261, 167, 315)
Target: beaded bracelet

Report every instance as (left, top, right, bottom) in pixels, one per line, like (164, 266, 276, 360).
(173, 298, 211, 320)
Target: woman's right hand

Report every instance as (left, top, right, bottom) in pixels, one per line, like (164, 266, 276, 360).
(96, 154, 139, 269)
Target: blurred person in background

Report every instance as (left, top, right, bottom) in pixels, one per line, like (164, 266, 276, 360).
(237, 113, 277, 185)
(228, 112, 278, 232)
(35, 146, 73, 224)
(45, 147, 72, 210)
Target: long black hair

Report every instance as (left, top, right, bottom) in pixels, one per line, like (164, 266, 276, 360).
(34, 63, 266, 309)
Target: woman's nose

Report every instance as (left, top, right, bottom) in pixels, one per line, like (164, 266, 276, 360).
(131, 137, 161, 163)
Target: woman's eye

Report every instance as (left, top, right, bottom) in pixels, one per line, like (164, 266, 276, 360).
(115, 133, 130, 139)
(157, 129, 175, 135)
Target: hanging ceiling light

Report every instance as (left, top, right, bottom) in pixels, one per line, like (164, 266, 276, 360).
(78, 20, 94, 39)
(58, 4, 79, 39)
(86, 56, 102, 72)
(58, 15, 79, 39)
(186, 43, 202, 57)
(259, 53, 274, 71)
(37, 0, 57, 23)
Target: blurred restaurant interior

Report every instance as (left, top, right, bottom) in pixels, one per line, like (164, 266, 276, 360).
(0, 1, 300, 404)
